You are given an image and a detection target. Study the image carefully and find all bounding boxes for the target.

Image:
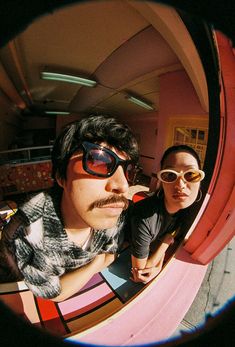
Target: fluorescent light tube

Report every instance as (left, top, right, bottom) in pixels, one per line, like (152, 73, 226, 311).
(41, 72, 97, 87)
(45, 111, 70, 115)
(127, 96, 154, 110)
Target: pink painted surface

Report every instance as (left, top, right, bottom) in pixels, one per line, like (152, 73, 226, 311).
(185, 32, 235, 261)
(58, 282, 112, 315)
(159, 70, 206, 116)
(152, 69, 208, 179)
(123, 113, 158, 177)
(70, 247, 207, 345)
(192, 187, 235, 264)
(79, 272, 104, 291)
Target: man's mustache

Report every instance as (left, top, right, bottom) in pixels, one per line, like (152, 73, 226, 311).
(88, 195, 129, 211)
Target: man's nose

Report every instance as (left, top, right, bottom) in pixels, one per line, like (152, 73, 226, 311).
(105, 166, 129, 194)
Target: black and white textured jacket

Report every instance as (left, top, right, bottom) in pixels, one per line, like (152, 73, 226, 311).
(0, 189, 127, 299)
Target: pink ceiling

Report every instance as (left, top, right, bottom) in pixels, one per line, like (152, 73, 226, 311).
(70, 25, 179, 112)
(0, 1, 207, 118)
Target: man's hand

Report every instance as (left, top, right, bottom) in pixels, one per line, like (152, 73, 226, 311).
(51, 253, 116, 302)
(104, 253, 116, 267)
(93, 253, 116, 270)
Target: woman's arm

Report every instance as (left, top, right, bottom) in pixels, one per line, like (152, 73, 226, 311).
(131, 253, 164, 283)
(131, 233, 174, 283)
(131, 255, 148, 282)
(146, 233, 174, 268)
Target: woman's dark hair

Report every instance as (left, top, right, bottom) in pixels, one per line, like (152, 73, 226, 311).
(160, 145, 202, 169)
(51, 115, 139, 181)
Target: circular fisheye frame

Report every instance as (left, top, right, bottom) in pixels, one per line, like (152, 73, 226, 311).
(0, 1, 235, 347)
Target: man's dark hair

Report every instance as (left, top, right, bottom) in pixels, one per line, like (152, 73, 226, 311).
(51, 115, 139, 181)
(160, 145, 202, 169)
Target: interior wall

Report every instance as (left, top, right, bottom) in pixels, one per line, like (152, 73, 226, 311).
(0, 90, 22, 151)
(23, 117, 55, 130)
(150, 69, 208, 190)
(121, 112, 158, 177)
(56, 113, 83, 135)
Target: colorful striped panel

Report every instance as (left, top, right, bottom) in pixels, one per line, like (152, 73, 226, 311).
(59, 282, 114, 318)
(35, 297, 68, 335)
(66, 297, 122, 335)
(0, 249, 147, 337)
(78, 272, 104, 291)
(101, 248, 144, 302)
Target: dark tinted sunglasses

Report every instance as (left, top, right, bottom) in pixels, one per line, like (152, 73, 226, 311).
(157, 169, 205, 183)
(78, 141, 136, 182)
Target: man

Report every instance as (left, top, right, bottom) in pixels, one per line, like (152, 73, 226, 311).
(0, 115, 139, 302)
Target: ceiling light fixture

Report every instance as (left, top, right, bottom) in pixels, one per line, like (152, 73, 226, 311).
(41, 71, 97, 87)
(45, 110, 70, 115)
(127, 95, 154, 110)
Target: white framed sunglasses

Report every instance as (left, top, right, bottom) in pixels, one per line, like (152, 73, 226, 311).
(157, 169, 205, 183)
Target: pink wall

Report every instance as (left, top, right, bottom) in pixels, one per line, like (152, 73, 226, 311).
(150, 70, 208, 189)
(120, 113, 158, 177)
(160, 70, 206, 115)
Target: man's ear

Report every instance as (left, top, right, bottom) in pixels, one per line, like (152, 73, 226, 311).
(55, 173, 65, 188)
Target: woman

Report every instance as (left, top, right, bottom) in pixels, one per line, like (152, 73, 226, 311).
(131, 145, 205, 283)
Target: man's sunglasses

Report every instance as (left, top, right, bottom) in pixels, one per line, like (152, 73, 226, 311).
(157, 169, 205, 184)
(78, 141, 137, 182)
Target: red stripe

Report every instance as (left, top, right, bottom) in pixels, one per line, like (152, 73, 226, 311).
(36, 297, 59, 320)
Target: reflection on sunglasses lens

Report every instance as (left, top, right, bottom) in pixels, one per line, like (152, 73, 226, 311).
(83, 144, 135, 181)
(161, 172, 177, 182)
(184, 171, 201, 182)
(87, 149, 115, 175)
